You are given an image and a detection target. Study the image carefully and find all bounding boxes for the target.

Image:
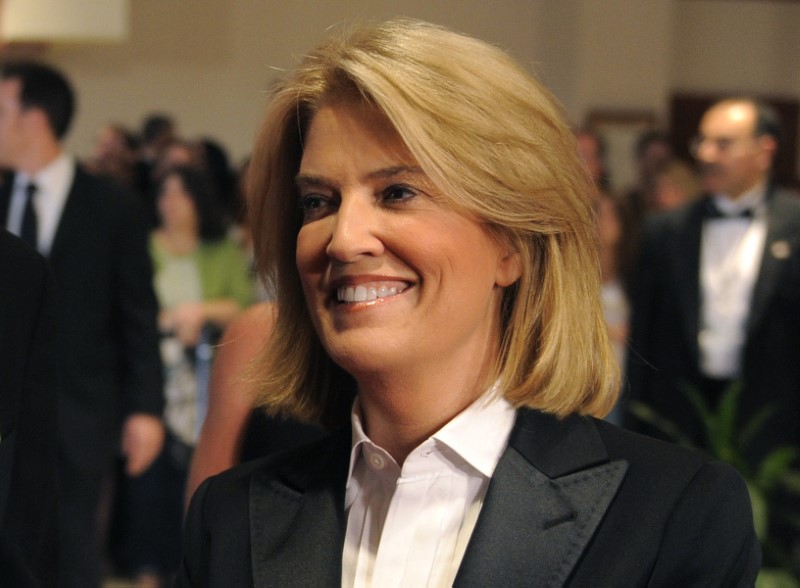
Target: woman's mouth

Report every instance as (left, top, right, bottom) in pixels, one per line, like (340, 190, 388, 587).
(336, 281, 410, 303)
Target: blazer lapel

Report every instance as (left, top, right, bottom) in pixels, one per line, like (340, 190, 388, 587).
(0, 173, 15, 228)
(673, 201, 705, 361)
(47, 170, 83, 265)
(748, 189, 797, 335)
(454, 410, 628, 588)
(250, 430, 350, 588)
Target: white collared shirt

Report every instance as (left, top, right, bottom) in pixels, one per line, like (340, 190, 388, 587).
(699, 183, 768, 378)
(5, 152, 75, 256)
(342, 387, 516, 588)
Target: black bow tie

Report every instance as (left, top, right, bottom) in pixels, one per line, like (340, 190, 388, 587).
(703, 200, 754, 220)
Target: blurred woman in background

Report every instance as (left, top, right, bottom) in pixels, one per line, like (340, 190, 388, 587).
(114, 165, 254, 587)
(651, 158, 702, 212)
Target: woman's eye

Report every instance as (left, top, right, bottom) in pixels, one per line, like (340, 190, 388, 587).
(382, 185, 416, 202)
(300, 194, 324, 209)
(299, 194, 333, 221)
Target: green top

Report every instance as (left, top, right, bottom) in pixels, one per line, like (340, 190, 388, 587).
(149, 235, 255, 310)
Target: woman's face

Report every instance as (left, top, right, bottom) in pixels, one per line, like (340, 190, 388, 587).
(595, 194, 622, 248)
(294, 100, 521, 379)
(653, 175, 686, 211)
(158, 174, 198, 230)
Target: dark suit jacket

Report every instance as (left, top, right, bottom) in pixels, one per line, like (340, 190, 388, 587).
(627, 188, 800, 464)
(0, 229, 58, 587)
(0, 166, 163, 472)
(177, 409, 760, 587)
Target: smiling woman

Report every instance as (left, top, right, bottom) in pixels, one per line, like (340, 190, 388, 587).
(177, 19, 760, 587)
(292, 100, 522, 443)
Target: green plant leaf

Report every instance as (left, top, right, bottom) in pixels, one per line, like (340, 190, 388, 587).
(756, 567, 800, 588)
(630, 389, 800, 582)
(756, 447, 800, 493)
(740, 404, 778, 451)
(779, 470, 800, 496)
(682, 385, 722, 455)
(716, 381, 742, 454)
(681, 383, 712, 423)
(626, 401, 695, 447)
(747, 482, 769, 540)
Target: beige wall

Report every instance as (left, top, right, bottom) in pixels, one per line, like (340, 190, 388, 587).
(47, 0, 548, 162)
(39, 0, 800, 168)
(673, 0, 800, 97)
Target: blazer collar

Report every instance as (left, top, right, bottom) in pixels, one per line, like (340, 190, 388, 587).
(674, 199, 707, 360)
(454, 409, 628, 587)
(47, 166, 84, 265)
(248, 410, 628, 588)
(0, 172, 15, 228)
(250, 429, 350, 587)
(748, 187, 797, 335)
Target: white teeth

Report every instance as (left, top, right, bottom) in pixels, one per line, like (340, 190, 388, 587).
(337, 282, 407, 303)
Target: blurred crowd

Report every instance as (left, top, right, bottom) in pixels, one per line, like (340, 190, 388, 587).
(81, 114, 265, 585)
(580, 102, 800, 577)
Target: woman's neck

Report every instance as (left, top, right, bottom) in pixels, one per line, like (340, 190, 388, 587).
(599, 245, 618, 284)
(355, 362, 493, 465)
(158, 226, 199, 255)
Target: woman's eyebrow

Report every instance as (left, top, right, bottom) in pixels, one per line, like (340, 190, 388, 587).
(295, 173, 328, 186)
(295, 165, 426, 187)
(293, 174, 340, 193)
(365, 165, 425, 180)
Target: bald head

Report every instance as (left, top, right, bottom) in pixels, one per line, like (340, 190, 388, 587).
(693, 99, 778, 199)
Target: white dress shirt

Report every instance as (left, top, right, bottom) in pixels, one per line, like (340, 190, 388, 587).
(699, 184, 767, 378)
(342, 387, 516, 588)
(5, 152, 75, 256)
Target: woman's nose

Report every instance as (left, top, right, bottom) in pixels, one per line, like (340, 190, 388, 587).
(325, 195, 384, 262)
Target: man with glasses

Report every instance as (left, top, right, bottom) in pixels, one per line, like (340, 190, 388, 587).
(627, 97, 800, 560)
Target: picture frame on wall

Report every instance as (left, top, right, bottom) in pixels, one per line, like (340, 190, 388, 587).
(585, 110, 658, 193)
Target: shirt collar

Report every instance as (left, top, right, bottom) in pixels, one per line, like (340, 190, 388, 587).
(712, 181, 767, 216)
(347, 401, 371, 482)
(14, 152, 74, 197)
(347, 384, 516, 481)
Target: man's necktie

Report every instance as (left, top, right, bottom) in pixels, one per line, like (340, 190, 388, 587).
(20, 183, 38, 249)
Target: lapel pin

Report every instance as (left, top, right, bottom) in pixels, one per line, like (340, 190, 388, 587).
(771, 240, 791, 260)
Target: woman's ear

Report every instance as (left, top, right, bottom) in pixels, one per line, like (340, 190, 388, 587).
(495, 245, 522, 287)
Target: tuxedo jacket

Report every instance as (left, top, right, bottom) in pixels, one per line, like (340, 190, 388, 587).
(626, 188, 800, 463)
(178, 409, 759, 587)
(0, 229, 58, 587)
(0, 166, 163, 472)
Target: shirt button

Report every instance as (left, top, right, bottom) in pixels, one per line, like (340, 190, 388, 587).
(368, 452, 386, 470)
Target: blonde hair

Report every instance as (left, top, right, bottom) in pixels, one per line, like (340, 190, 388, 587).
(249, 19, 619, 426)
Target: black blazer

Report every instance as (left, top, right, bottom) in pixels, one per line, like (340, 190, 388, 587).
(0, 166, 163, 471)
(178, 409, 760, 587)
(627, 188, 800, 463)
(0, 229, 58, 587)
